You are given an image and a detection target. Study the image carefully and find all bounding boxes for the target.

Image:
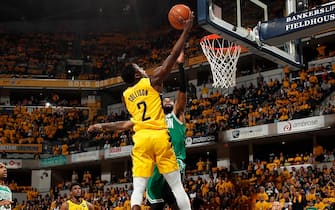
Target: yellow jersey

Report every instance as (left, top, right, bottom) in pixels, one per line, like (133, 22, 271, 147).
(67, 199, 89, 210)
(123, 78, 167, 132)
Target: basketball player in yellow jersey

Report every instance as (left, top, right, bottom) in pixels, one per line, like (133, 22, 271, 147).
(60, 183, 94, 210)
(120, 12, 193, 210)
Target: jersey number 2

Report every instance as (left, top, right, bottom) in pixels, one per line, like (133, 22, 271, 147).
(137, 101, 151, 121)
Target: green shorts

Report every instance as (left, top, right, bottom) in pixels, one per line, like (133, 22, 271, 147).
(146, 159, 186, 204)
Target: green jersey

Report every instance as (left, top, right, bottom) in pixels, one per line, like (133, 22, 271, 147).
(146, 112, 186, 204)
(166, 112, 186, 162)
(0, 185, 12, 210)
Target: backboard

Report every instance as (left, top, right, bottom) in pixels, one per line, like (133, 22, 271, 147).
(197, 0, 303, 69)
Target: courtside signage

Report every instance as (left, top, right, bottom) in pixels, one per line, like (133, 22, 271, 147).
(224, 125, 268, 141)
(277, 116, 325, 134)
(104, 145, 132, 159)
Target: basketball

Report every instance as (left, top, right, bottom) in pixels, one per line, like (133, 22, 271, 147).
(168, 4, 191, 30)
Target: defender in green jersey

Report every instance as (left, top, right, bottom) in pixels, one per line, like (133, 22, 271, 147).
(146, 53, 187, 210)
(0, 162, 12, 210)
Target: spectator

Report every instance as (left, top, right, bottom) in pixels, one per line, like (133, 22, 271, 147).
(34, 153, 41, 160)
(313, 143, 324, 163)
(200, 83, 209, 98)
(1, 151, 7, 159)
(196, 157, 205, 175)
(188, 82, 197, 99)
(205, 158, 213, 176)
(103, 140, 110, 150)
(71, 171, 78, 184)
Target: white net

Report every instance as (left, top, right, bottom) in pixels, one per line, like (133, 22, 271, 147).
(200, 34, 241, 88)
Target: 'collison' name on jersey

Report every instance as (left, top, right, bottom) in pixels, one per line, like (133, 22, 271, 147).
(128, 89, 148, 102)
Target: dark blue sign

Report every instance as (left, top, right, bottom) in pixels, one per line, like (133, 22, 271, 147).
(258, 2, 335, 45)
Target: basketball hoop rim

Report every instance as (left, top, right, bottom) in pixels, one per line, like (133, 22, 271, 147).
(200, 34, 222, 42)
(199, 35, 241, 89)
(200, 34, 241, 52)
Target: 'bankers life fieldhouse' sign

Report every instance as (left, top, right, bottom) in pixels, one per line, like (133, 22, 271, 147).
(258, 1, 335, 45)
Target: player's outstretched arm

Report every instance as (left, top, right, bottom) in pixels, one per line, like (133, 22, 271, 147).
(87, 121, 134, 133)
(151, 12, 194, 89)
(132, 63, 148, 78)
(173, 51, 187, 123)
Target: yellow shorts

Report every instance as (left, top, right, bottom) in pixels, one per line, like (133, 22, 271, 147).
(131, 129, 178, 177)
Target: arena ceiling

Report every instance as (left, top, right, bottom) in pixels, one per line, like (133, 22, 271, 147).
(0, 0, 166, 21)
(0, 0, 196, 32)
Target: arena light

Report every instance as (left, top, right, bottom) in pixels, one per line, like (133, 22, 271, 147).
(45, 102, 51, 108)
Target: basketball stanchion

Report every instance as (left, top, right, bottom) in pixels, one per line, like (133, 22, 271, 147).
(200, 34, 241, 88)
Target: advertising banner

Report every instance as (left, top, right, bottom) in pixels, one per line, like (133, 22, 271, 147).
(0, 144, 42, 153)
(224, 125, 269, 141)
(71, 150, 100, 163)
(259, 1, 335, 45)
(0, 159, 22, 169)
(0, 77, 123, 89)
(277, 116, 325, 134)
(40, 155, 67, 167)
(104, 145, 132, 159)
(185, 135, 216, 148)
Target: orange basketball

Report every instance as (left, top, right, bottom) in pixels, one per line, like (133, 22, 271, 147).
(168, 4, 191, 30)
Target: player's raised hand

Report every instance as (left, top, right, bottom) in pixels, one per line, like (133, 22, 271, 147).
(177, 50, 185, 64)
(183, 11, 194, 33)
